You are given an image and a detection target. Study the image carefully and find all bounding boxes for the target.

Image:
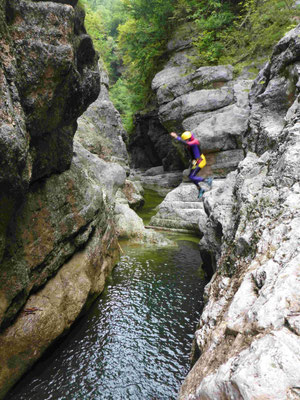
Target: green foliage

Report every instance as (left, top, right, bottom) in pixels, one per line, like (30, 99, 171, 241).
(109, 77, 135, 132)
(197, 0, 300, 67)
(80, 0, 300, 133)
(79, 0, 125, 82)
(115, 0, 175, 130)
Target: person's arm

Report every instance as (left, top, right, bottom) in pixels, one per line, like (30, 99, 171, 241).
(170, 132, 186, 144)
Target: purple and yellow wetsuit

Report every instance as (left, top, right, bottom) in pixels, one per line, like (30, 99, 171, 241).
(176, 135, 206, 186)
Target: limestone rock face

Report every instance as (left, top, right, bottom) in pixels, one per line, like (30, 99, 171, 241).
(0, 0, 99, 268)
(129, 27, 254, 177)
(0, 1, 129, 397)
(0, 140, 126, 326)
(9, 0, 99, 181)
(0, 142, 126, 398)
(152, 64, 251, 180)
(75, 62, 129, 168)
(179, 25, 300, 400)
(149, 183, 206, 234)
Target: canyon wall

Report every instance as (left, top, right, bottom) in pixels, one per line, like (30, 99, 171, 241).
(177, 24, 300, 400)
(0, 1, 125, 397)
(138, 17, 300, 400)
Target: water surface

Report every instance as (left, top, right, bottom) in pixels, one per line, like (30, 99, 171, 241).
(6, 240, 206, 400)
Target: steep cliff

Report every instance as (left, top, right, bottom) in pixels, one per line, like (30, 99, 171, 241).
(178, 24, 300, 400)
(0, 0, 125, 397)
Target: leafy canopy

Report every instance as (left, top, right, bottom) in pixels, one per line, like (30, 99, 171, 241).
(80, 0, 300, 131)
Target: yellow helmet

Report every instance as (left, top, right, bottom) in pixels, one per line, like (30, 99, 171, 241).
(181, 131, 192, 140)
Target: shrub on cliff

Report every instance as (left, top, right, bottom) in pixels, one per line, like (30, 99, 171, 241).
(188, 0, 300, 67)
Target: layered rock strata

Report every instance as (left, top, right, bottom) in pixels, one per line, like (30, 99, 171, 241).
(178, 24, 300, 400)
(151, 64, 250, 178)
(129, 24, 255, 178)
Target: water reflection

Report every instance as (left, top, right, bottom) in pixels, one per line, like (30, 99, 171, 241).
(6, 240, 206, 400)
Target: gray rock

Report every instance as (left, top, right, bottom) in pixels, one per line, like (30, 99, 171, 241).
(121, 179, 145, 210)
(143, 166, 165, 176)
(114, 190, 173, 246)
(159, 87, 235, 131)
(248, 25, 300, 155)
(130, 169, 183, 195)
(0, 141, 126, 397)
(0, 141, 126, 328)
(152, 65, 233, 106)
(11, 1, 100, 180)
(179, 25, 300, 399)
(149, 183, 207, 233)
(191, 105, 249, 152)
(0, 0, 99, 265)
(75, 62, 129, 167)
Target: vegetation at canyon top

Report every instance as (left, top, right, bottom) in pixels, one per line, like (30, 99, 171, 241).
(79, 0, 300, 132)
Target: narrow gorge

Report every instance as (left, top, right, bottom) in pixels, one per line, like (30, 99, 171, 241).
(0, 0, 300, 399)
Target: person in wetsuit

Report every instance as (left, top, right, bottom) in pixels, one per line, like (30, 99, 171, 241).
(170, 131, 212, 198)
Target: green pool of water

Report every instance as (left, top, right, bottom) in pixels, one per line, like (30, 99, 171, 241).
(6, 188, 206, 400)
(136, 188, 165, 226)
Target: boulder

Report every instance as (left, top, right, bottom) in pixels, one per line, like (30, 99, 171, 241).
(121, 179, 145, 210)
(149, 183, 207, 233)
(130, 169, 183, 195)
(114, 190, 172, 246)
